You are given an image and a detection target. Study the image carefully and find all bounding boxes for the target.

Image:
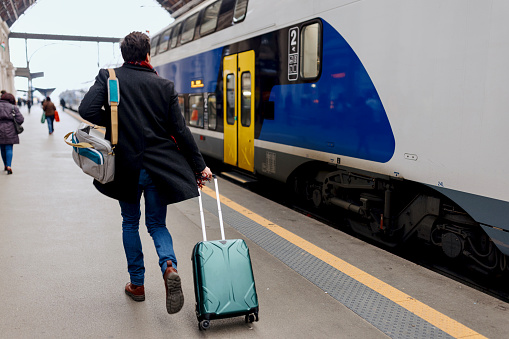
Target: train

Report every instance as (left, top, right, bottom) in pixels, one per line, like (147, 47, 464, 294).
(147, 0, 509, 273)
(59, 89, 87, 112)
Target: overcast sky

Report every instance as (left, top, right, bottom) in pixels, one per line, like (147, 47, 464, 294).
(9, 0, 172, 99)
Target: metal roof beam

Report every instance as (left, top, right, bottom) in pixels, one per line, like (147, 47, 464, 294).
(2, 1, 13, 22)
(9, 0, 18, 19)
(168, 0, 183, 11)
(9, 32, 121, 43)
(171, 0, 203, 18)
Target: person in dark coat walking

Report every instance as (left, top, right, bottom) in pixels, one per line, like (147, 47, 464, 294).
(0, 92, 24, 175)
(78, 31, 212, 314)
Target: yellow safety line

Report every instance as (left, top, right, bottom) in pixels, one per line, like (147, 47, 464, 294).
(201, 186, 487, 339)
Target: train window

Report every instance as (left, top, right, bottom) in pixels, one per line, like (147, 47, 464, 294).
(189, 94, 204, 128)
(150, 36, 159, 56)
(200, 1, 222, 36)
(233, 0, 248, 23)
(208, 94, 217, 130)
(170, 23, 182, 48)
(240, 72, 251, 127)
(226, 74, 235, 125)
(178, 95, 185, 118)
(300, 23, 321, 78)
(158, 28, 172, 53)
(181, 13, 199, 44)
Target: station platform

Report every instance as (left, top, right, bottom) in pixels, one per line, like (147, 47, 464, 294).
(1, 105, 508, 338)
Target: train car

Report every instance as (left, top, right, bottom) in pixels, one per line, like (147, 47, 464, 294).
(150, 0, 509, 273)
(60, 89, 87, 112)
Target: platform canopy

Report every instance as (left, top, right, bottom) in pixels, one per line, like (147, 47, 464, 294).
(1, 0, 203, 28)
(35, 87, 55, 97)
(0, 0, 36, 27)
(155, 0, 205, 18)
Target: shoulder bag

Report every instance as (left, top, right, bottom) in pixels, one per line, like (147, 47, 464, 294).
(11, 106, 23, 134)
(64, 68, 119, 184)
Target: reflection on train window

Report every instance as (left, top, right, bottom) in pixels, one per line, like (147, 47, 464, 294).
(208, 95, 217, 130)
(181, 13, 199, 44)
(189, 95, 204, 128)
(158, 28, 172, 53)
(170, 23, 182, 48)
(233, 0, 248, 23)
(200, 0, 222, 36)
(178, 95, 185, 117)
(226, 74, 235, 125)
(301, 22, 321, 78)
(150, 36, 159, 56)
(240, 72, 251, 127)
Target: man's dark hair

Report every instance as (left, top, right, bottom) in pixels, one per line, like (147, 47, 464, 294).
(120, 32, 151, 62)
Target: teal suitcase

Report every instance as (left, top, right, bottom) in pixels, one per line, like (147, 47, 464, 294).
(192, 176, 259, 330)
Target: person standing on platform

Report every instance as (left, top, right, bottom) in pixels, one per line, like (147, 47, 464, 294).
(0, 92, 24, 175)
(42, 97, 56, 135)
(78, 31, 212, 315)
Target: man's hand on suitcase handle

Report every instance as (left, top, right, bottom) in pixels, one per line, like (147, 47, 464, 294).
(196, 166, 213, 189)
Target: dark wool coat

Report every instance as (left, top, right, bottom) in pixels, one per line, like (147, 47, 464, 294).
(0, 100, 24, 145)
(78, 64, 206, 205)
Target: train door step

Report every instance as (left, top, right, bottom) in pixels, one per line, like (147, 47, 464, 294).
(221, 171, 257, 184)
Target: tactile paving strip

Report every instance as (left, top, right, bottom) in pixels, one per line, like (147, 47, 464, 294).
(201, 194, 454, 339)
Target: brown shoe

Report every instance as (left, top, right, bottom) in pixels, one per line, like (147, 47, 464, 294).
(125, 282, 145, 302)
(163, 260, 184, 314)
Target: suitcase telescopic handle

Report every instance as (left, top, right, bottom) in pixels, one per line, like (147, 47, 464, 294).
(213, 175, 226, 241)
(198, 190, 207, 242)
(198, 174, 226, 242)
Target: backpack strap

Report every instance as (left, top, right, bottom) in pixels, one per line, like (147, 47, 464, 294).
(107, 68, 119, 146)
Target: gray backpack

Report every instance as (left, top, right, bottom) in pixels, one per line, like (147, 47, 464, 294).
(64, 68, 119, 184)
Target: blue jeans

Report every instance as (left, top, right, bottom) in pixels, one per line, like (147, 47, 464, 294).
(119, 169, 176, 286)
(0, 144, 13, 167)
(46, 115, 55, 134)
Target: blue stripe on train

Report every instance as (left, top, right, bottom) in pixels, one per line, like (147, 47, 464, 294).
(260, 20, 395, 163)
(156, 48, 224, 94)
(155, 19, 395, 163)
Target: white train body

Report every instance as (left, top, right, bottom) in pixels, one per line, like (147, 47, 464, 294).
(151, 0, 509, 261)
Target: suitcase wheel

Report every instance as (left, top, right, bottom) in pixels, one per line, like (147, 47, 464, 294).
(245, 314, 257, 323)
(199, 319, 210, 331)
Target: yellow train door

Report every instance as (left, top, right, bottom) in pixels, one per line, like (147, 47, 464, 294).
(223, 54, 237, 167)
(223, 50, 255, 172)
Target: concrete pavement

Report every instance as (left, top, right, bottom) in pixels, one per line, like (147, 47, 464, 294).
(0, 105, 385, 338)
(2, 104, 509, 339)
